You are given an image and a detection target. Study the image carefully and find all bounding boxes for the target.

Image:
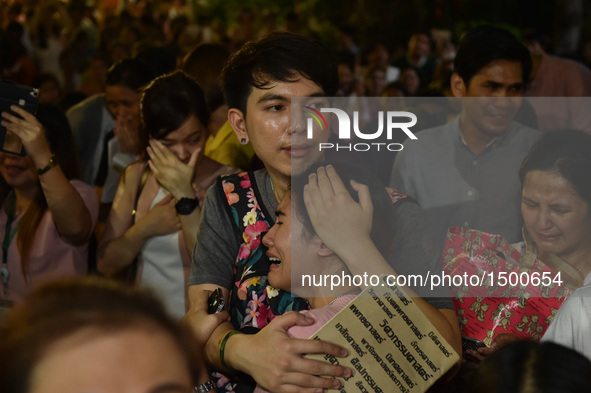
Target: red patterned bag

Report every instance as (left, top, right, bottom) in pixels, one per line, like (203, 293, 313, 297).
(442, 227, 571, 346)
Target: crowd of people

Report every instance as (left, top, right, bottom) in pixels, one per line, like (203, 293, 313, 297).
(2, 1, 591, 393)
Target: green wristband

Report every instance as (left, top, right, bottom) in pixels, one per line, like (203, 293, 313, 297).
(219, 330, 242, 374)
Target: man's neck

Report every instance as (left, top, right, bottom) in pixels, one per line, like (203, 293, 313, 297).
(459, 116, 495, 156)
(267, 170, 289, 202)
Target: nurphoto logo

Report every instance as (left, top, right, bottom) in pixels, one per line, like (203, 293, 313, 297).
(305, 107, 418, 152)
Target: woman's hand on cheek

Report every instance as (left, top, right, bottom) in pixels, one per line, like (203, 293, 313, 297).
(303, 165, 373, 255)
(1, 106, 52, 168)
(147, 139, 200, 199)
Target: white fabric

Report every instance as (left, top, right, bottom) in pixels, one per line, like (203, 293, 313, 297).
(139, 188, 185, 319)
(100, 137, 137, 203)
(92, 107, 114, 184)
(386, 65, 400, 83)
(541, 273, 591, 360)
(33, 37, 62, 76)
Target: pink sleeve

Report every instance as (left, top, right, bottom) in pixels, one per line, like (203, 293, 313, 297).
(71, 180, 99, 238)
(287, 305, 346, 339)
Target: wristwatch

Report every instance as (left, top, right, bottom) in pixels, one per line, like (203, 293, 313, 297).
(175, 197, 199, 215)
(37, 154, 58, 175)
(194, 380, 216, 393)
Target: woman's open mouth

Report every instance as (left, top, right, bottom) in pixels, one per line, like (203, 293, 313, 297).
(269, 256, 282, 268)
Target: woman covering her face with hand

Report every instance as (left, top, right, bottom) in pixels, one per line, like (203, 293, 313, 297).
(0, 103, 98, 305)
(97, 71, 237, 319)
(264, 163, 395, 328)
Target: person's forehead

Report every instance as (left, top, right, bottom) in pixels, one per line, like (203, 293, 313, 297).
(162, 115, 203, 140)
(471, 59, 523, 81)
(524, 170, 573, 190)
(247, 76, 325, 103)
(523, 171, 590, 205)
(412, 34, 429, 43)
(105, 85, 138, 97)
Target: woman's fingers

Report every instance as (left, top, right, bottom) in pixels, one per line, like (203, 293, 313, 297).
(149, 139, 184, 167)
(1, 107, 51, 163)
(1, 107, 39, 132)
(315, 166, 335, 200)
(302, 184, 318, 222)
(350, 179, 373, 216)
(147, 140, 164, 164)
(7, 105, 37, 122)
(1, 112, 25, 136)
(147, 141, 173, 172)
(325, 165, 348, 195)
(147, 160, 159, 178)
(305, 173, 322, 211)
(187, 147, 201, 170)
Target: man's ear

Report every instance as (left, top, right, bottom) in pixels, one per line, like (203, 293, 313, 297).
(450, 73, 467, 97)
(228, 108, 249, 144)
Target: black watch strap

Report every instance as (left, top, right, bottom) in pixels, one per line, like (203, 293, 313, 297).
(175, 197, 199, 215)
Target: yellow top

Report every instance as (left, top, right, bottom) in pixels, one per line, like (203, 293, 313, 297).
(204, 121, 255, 171)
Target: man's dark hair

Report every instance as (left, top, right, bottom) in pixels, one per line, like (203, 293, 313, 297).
(465, 341, 591, 393)
(454, 25, 532, 87)
(105, 58, 156, 90)
(523, 29, 551, 52)
(134, 46, 178, 79)
(221, 31, 338, 117)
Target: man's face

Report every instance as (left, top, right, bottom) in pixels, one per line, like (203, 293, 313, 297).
(235, 75, 331, 179)
(104, 85, 141, 123)
(453, 59, 524, 140)
(409, 34, 430, 57)
(371, 45, 389, 67)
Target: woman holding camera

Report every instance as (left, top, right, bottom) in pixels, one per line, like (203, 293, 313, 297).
(0, 103, 98, 305)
